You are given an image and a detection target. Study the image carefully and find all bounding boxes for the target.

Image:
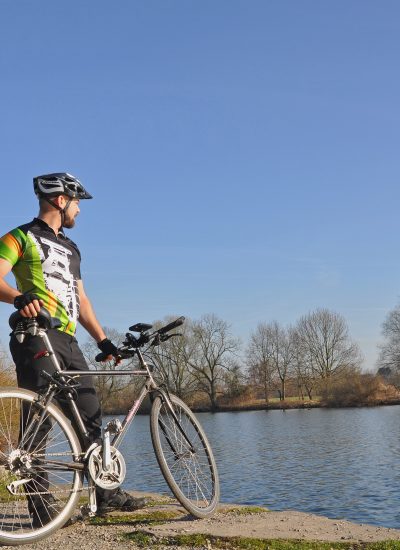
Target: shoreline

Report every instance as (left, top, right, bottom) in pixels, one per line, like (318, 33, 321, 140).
(106, 397, 400, 416)
(191, 398, 400, 413)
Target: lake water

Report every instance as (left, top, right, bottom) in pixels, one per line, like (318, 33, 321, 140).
(110, 405, 400, 529)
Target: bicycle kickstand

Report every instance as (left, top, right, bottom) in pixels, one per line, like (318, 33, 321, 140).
(82, 478, 97, 517)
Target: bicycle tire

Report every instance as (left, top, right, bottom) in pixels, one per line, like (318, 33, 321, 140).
(0, 387, 83, 545)
(150, 393, 219, 518)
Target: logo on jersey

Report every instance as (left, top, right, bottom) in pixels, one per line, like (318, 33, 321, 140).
(29, 233, 79, 324)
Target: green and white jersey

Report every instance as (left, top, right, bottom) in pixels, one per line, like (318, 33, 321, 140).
(0, 218, 82, 335)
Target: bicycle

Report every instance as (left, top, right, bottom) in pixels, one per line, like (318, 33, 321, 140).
(0, 310, 220, 545)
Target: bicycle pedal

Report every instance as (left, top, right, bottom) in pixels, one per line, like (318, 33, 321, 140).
(80, 504, 96, 518)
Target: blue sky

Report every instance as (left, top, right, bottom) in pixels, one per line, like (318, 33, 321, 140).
(1, 1, 399, 369)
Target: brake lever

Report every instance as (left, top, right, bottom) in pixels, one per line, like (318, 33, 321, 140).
(159, 332, 182, 342)
(151, 334, 161, 347)
(150, 331, 183, 347)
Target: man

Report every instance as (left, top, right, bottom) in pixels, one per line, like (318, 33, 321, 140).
(0, 173, 147, 526)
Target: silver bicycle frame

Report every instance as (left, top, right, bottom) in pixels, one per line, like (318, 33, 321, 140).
(20, 323, 170, 450)
(62, 348, 159, 448)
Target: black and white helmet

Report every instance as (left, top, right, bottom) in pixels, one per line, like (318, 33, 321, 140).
(33, 173, 93, 200)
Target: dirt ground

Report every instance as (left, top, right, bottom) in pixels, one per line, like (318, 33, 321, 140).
(3, 492, 400, 549)
(148, 506, 400, 543)
(146, 496, 400, 543)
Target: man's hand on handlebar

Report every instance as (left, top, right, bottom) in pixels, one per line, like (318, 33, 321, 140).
(14, 293, 44, 318)
(97, 338, 122, 365)
(94, 317, 186, 363)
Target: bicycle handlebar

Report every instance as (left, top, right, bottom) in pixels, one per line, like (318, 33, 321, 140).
(157, 316, 185, 335)
(95, 316, 185, 362)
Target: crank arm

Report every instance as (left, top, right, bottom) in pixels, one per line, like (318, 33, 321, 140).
(7, 479, 31, 495)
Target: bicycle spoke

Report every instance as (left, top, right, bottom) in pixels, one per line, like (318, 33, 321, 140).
(151, 394, 219, 517)
(0, 390, 83, 543)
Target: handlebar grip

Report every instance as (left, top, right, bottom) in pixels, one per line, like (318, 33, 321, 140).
(95, 351, 128, 362)
(158, 316, 185, 335)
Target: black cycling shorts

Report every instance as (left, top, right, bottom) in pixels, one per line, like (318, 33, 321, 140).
(10, 329, 102, 448)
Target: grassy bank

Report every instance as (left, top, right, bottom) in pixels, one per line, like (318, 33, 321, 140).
(124, 532, 400, 550)
(88, 505, 400, 550)
(106, 395, 400, 415)
(0, 491, 391, 550)
(190, 396, 400, 413)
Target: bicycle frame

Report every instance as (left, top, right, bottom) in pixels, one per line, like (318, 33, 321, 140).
(0, 312, 219, 542)
(35, 329, 162, 450)
(14, 314, 197, 472)
(17, 322, 195, 480)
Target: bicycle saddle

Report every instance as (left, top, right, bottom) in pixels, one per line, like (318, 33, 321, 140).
(9, 307, 62, 331)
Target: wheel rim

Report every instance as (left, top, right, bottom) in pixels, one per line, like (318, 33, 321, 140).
(156, 398, 217, 512)
(0, 391, 82, 539)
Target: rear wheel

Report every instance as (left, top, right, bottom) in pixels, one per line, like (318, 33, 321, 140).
(0, 388, 83, 545)
(150, 394, 219, 518)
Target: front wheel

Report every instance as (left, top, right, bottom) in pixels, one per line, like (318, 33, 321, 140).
(0, 388, 83, 545)
(150, 394, 219, 518)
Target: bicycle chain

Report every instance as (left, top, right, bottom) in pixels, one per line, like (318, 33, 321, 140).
(8, 488, 83, 497)
(31, 452, 86, 458)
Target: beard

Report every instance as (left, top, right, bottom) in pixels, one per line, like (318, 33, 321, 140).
(62, 214, 77, 229)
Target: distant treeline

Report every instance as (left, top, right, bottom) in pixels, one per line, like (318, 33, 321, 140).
(79, 308, 400, 413)
(1, 306, 399, 413)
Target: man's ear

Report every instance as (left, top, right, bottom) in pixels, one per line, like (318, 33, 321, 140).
(54, 195, 66, 208)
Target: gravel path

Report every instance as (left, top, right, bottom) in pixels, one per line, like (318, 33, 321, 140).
(2, 492, 400, 549)
(0, 521, 188, 550)
(149, 508, 400, 544)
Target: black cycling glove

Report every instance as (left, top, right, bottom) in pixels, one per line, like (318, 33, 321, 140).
(97, 338, 119, 357)
(14, 293, 40, 311)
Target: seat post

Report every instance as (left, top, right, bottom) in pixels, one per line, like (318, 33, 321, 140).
(37, 329, 63, 373)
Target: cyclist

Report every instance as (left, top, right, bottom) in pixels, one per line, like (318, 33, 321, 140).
(0, 173, 148, 526)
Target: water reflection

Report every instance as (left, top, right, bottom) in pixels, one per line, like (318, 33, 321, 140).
(110, 405, 400, 528)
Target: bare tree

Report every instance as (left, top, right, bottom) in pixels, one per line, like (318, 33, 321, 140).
(377, 303, 400, 376)
(274, 324, 296, 401)
(187, 314, 240, 410)
(247, 321, 294, 402)
(0, 343, 15, 386)
(291, 328, 317, 400)
(149, 317, 198, 399)
(222, 362, 247, 399)
(247, 323, 275, 403)
(295, 308, 361, 384)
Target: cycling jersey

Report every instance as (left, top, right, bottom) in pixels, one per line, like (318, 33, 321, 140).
(0, 218, 81, 335)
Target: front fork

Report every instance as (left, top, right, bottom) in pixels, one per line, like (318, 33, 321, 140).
(153, 388, 196, 454)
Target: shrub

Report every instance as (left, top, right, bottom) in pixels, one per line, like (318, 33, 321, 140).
(321, 372, 399, 407)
